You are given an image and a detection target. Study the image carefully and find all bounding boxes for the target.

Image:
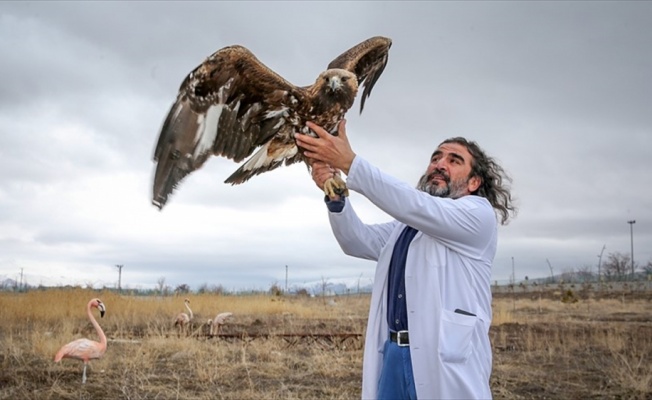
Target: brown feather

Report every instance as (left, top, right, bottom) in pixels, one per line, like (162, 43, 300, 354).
(327, 36, 392, 113)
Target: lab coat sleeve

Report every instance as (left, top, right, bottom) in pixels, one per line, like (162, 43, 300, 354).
(328, 197, 397, 261)
(346, 156, 497, 258)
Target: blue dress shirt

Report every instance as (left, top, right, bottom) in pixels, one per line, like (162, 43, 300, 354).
(387, 226, 418, 331)
(325, 197, 418, 331)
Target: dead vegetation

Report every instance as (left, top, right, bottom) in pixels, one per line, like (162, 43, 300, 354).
(0, 288, 650, 399)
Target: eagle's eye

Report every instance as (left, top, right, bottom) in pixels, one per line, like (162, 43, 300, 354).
(341, 76, 349, 82)
(323, 76, 329, 82)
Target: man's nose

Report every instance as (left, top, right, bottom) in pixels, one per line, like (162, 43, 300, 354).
(433, 159, 448, 172)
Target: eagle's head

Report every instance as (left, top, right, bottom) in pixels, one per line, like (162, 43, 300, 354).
(312, 69, 358, 111)
(317, 69, 358, 95)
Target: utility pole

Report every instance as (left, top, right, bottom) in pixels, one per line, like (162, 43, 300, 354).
(627, 220, 636, 279)
(285, 265, 288, 293)
(19, 268, 24, 291)
(597, 244, 606, 282)
(598, 243, 607, 290)
(511, 257, 516, 312)
(116, 264, 123, 293)
(511, 257, 515, 284)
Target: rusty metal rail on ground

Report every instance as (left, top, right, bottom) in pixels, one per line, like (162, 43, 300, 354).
(201, 332, 364, 350)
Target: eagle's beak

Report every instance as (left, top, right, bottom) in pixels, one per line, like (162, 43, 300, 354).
(329, 77, 342, 91)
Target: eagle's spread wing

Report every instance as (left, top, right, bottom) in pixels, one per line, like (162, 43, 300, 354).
(326, 36, 392, 113)
(152, 45, 304, 209)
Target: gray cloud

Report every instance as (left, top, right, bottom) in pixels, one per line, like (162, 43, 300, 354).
(1, 2, 650, 290)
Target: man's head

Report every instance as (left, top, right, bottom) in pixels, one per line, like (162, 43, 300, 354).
(417, 142, 481, 199)
(417, 137, 517, 225)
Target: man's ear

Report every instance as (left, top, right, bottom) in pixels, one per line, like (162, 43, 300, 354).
(468, 176, 482, 193)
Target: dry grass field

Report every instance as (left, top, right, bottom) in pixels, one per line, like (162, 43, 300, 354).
(0, 288, 650, 399)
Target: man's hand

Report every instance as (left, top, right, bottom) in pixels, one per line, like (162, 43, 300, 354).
(295, 119, 356, 175)
(310, 161, 336, 191)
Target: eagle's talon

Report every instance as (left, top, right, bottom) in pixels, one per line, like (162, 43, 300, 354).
(324, 176, 349, 199)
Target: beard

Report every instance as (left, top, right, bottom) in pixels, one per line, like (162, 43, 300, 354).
(417, 171, 468, 199)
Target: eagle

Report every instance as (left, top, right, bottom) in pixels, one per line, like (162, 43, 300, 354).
(152, 36, 392, 210)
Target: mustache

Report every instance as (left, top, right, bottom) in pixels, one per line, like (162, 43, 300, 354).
(427, 170, 450, 183)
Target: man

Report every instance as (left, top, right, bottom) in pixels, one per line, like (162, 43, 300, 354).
(296, 120, 516, 400)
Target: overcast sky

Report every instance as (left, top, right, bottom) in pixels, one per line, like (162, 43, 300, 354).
(1, 1, 650, 292)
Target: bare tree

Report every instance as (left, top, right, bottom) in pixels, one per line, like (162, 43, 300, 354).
(197, 283, 225, 295)
(175, 284, 191, 294)
(320, 276, 332, 297)
(210, 284, 225, 295)
(643, 259, 652, 275)
(157, 277, 166, 295)
(603, 252, 630, 281)
(269, 282, 283, 296)
(560, 267, 576, 283)
(197, 283, 209, 294)
(576, 264, 594, 283)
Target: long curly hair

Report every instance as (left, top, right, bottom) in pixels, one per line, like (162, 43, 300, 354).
(440, 137, 517, 225)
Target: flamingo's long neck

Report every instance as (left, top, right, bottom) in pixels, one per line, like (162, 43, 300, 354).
(185, 302, 193, 320)
(87, 302, 107, 351)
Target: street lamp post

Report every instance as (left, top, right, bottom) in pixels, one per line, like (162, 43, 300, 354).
(511, 256, 516, 312)
(627, 220, 636, 279)
(116, 264, 123, 293)
(597, 244, 606, 283)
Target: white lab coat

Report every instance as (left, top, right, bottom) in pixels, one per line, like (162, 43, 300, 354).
(328, 156, 496, 400)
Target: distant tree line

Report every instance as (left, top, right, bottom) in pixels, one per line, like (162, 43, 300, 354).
(6, 254, 650, 294)
(0, 274, 369, 296)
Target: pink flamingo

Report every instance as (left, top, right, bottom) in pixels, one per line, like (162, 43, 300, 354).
(54, 298, 107, 384)
(174, 298, 193, 335)
(207, 312, 233, 336)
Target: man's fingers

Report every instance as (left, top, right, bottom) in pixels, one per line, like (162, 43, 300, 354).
(295, 132, 313, 146)
(306, 121, 330, 139)
(338, 119, 347, 139)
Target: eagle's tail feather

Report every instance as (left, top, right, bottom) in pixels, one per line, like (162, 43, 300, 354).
(224, 143, 279, 185)
(224, 142, 300, 185)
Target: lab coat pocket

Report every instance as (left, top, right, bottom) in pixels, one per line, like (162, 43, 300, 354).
(439, 308, 476, 363)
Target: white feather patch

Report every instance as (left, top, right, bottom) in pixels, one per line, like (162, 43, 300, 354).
(264, 107, 289, 119)
(217, 78, 234, 103)
(242, 142, 297, 171)
(273, 118, 285, 130)
(193, 104, 223, 159)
